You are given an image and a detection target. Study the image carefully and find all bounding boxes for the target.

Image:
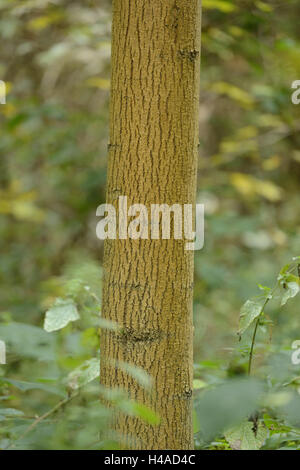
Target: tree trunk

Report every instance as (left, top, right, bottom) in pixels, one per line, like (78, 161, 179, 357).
(100, 0, 201, 450)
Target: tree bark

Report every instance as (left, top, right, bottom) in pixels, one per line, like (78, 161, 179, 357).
(100, 0, 201, 450)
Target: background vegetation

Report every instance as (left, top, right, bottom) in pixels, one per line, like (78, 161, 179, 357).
(1, 0, 300, 450)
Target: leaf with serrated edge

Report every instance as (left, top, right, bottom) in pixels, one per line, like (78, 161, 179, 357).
(225, 420, 268, 450)
(281, 282, 300, 306)
(239, 300, 262, 336)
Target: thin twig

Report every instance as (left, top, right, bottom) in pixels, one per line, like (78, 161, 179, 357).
(5, 392, 78, 450)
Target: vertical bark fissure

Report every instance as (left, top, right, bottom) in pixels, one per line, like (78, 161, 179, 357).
(101, 0, 201, 450)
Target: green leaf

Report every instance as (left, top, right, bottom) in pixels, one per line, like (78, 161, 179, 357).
(44, 298, 80, 332)
(193, 379, 208, 390)
(279, 263, 291, 276)
(0, 378, 65, 397)
(255, 1, 273, 13)
(225, 420, 268, 450)
(0, 323, 55, 361)
(202, 0, 237, 13)
(195, 378, 264, 441)
(239, 300, 263, 335)
(281, 282, 300, 306)
(67, 358, 100, 390)
(280, 394, 300, 427)
(116, 361, 152, 389)
(0, 408, 24, 418)
(97, 317, 119, 331)
(257, 284, 271, 293)
(132, 403, 160, 425)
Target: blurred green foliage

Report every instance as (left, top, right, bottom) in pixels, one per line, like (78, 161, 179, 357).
(1, 0, 300, 450)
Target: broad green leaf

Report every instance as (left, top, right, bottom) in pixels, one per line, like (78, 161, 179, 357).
(0, 323, 55, 361)
(280, 394, 300, 428)
(281, 282, 300, 306)
(195, 378, 264, 441)
(44, 298, 79, 332)
(239, 300, 262, 335)
(225, 420, 268, 450)
(67, 358, 100, 390)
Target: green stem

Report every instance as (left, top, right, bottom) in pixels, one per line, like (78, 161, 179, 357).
(247, 293, 273, 376)
(247, 263, 299, 375)
(248, 316, 261, 376)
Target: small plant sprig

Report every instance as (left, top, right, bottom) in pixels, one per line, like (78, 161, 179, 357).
(238, 257, 300, 375)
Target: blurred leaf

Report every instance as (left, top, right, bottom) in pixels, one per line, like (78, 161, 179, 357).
(0, 323, 55, 361)
(0, 188, 45, 222)
(0, 378, 65, 397)
(67, 358, 100, 391)
(27, 13, 62, 32)
(242, 230, 274, 250)
(131, 403, 160, 425)
(211, 82, 254, 108)
(262, 156, 281, 171)
(116, 361, 152, 390)
(44, 298, 80, 333)
(230, 173, 283, 201)
(86, 77, 110, 90)
(255, 179, 283, 202)
(280, 394, 300, 428)
(193, 379, 208, 390)
(255, 1, 273, 13)
(195, 378, 264, 441)
(202, 0, 237, 13)
(0, 408, 24, 418)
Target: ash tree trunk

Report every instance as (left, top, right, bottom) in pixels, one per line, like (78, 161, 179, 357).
(100, 0, 201, 450)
